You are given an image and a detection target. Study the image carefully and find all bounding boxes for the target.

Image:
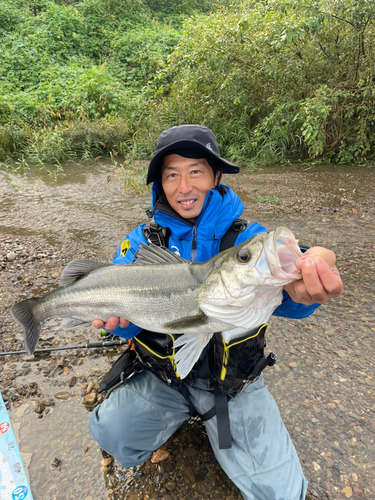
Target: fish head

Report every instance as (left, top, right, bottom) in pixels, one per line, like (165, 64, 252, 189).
(197, 227, 302, 308)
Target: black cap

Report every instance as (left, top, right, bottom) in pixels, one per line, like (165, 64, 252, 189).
(147, 124, 239, 184)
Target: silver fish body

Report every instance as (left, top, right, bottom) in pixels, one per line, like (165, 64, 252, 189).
(9, 227, 302, 378)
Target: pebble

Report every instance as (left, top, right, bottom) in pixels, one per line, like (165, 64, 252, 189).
(183, 466, 195, 484)
(54, 391, 70, 400)
(40, 397, 55, 407)
(50, 457, 61, 470)
(151, 449, 171, 464)
(165, 480, 176, 491)
(341, 486, 353, 498)
(6, 252, 16, 262)
(101, 457, 113, 467)
(82, 393, 97, 405)
(86, 381, 94, 394)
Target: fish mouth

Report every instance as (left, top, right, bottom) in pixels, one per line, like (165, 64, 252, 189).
(265, 227, 302, 278)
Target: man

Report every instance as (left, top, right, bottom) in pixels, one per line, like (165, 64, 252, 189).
(89, 125, 343, 500)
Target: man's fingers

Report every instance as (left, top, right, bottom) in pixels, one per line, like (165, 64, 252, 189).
(104, 317, 119, 330)
(92, 317, 130, 330)
(315, 258, 343, 297)
(119, 318, 130, 328)
(92, 319, 104, 329)
(299, 258, 328, 303)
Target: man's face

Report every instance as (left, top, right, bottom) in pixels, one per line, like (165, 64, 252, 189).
(161, 154, 221, 222)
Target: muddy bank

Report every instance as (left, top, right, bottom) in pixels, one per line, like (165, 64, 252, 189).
(0, 162, 374, 500)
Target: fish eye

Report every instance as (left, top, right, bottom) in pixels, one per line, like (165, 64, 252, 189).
(236, 249, 251, 263)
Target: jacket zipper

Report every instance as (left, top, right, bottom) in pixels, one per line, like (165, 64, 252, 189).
(191, 192, 212, 262)
(155, 192, 213, 263)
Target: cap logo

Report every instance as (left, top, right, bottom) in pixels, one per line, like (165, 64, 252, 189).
(206, 142, 213, 151)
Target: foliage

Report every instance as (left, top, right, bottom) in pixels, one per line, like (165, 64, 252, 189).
(0, 0, 202, 162)
(109, 23, 181, 89)
(1, 0, 375, 166)
(154, 0, 375, 165)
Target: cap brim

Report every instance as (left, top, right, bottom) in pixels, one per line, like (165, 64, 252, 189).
(147, 139, 239, 184)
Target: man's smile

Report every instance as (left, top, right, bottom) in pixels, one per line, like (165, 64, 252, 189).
(178, 198, 197, 207)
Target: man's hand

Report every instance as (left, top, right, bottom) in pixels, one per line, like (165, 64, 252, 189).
(284, 247, 343, 306)
(91, 317, 130, 330)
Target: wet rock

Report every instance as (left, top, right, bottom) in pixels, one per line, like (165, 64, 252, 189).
(68, 376, 77, 387)
(352, 486, 364, 496)
(163, 463, 174, 473)
(165, 480, 176, 491)
(40, 397, 55, 407)
(50, 457, 61, 470)
(86, 380, 94, 394)
(182, 447, 199, 457)
(195, 467, 208, 482)
(82, 393, 97, 405)
(54, 391, 70, 400)
(151, 449, 171, 464)
(101, 457, 113, 467)
(34, 404, 44, 414)
(183, 465, 195, 484)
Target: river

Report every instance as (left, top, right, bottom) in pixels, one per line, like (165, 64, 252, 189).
(0, 160, 374, 500)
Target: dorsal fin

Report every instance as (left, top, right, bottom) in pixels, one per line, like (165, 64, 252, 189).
(133, 242, 189, 266)
(59, 260, 113, 286)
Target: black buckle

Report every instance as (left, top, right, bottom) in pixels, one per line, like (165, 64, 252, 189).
(121, 359, 144, 383)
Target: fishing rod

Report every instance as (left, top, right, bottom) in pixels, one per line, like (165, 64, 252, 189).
(0, 339, 126, 357)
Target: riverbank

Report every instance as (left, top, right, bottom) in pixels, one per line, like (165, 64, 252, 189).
(0, 162, 374, 499)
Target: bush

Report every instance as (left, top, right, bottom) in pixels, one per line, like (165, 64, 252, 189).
(155, 0, 375, 165)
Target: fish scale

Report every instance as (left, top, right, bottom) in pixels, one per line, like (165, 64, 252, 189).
(10, 228, 303, 378)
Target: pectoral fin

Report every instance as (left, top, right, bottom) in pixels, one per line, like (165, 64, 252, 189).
(60, 318, 89, 329)
(174, 332, 214, 379)
(162, 313, 208, 331)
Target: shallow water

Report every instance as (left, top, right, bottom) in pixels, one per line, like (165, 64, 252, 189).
(1, 160, 374, 499)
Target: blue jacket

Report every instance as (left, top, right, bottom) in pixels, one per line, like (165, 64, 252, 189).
(109, 182, 319, 338)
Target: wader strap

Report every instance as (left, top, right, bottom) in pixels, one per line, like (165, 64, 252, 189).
(219, 218, 248, 252)
(198, 352, 277, 449)
(199, 391, 231, 449)
(213, 387, 232, 449)
(179, 385, 232, 450)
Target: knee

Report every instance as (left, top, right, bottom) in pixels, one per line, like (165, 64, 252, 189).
(89, 403, 152, 468)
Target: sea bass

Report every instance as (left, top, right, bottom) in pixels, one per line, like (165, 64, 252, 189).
(10, 227, 303, 378)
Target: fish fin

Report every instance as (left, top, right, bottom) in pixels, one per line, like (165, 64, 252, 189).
(133, 242, 190, 266)
(162, 313, 208, 331)
(60, 318, 89, 329)
(9, 299, 41, 354)
(174, 332, 214, 379)
(59, 260, 113, 286)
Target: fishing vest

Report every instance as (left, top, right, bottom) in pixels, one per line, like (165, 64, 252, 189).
(131, 219, 277, 449)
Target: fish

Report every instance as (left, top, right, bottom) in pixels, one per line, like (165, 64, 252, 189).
(9, 227, 303, 378)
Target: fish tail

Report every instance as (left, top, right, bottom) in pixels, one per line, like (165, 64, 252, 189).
(174, 332, 214, 379)
(9, 299, 42, 354)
